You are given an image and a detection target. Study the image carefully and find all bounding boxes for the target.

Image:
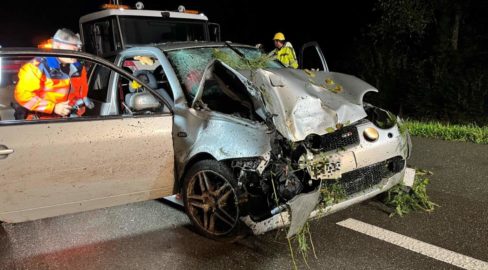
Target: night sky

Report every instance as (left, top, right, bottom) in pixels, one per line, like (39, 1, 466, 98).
(0, 0, 374, 72)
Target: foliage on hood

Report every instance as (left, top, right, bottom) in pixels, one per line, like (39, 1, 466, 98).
(212, 49, 276, 70)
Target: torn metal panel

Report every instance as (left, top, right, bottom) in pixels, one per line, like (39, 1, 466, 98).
(286, 188, 321, 238)
(241, 69, 378, 142)
(191, 60, 216, 108)
(402, 168, 416, 187)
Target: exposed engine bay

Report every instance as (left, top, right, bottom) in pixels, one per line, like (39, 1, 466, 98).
(230, 122, 407, 225)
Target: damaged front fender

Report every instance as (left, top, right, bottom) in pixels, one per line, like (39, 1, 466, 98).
(241, 68, 379, 142)
(185, 109, 272, 165)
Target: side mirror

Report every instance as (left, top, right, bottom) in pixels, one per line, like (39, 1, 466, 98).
(131, 92, 161, 111)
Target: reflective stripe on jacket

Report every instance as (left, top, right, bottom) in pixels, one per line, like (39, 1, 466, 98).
(269, 42, 298, 69)
(14, 57, 88, 118)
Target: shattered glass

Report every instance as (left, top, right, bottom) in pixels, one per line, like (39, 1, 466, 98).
(167, 47, 282, 102)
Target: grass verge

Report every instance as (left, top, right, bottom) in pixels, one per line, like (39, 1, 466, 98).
(404, 120, 488, 144)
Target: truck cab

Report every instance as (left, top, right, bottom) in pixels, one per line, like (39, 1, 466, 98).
(79, 4, 221, 58)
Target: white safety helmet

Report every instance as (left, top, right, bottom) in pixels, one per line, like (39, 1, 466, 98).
(53, 28, 82, 49)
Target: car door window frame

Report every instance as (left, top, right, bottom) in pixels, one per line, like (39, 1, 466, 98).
(115, 48, 184, 109)
(299, 41, 329, 72)
(0, 48, 173, 126)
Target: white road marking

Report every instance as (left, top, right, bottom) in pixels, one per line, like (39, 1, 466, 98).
(337, 218, 488, 270)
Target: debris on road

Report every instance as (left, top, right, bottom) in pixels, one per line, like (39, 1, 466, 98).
(381, 169, 439, 217)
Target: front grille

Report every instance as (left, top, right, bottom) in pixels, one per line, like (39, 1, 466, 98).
(305, 125, 360, 153)
(324, 156, 405, 195)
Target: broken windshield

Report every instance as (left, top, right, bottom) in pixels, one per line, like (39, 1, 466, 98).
(167, 47, 283, 101)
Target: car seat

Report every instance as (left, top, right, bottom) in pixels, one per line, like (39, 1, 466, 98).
(153, 66, 174, 101)
(125, 70, 171, 112)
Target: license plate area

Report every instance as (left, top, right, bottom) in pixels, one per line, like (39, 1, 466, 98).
(300, 151, 356, 180)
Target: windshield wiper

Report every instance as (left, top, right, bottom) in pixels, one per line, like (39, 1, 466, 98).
(224, 41, 247, 60)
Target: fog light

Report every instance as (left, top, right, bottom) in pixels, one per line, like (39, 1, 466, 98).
(363, 127, 379, 142)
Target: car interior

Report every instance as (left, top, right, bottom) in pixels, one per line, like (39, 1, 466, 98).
(119, 56, 172, 114)
(0, 86, 16, 121)
(0, 55, 172, 123)
(199, 61, 257, 120)
(0, 58, 27, 121)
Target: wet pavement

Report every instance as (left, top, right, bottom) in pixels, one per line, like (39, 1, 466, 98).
(1, 137, 487, 269)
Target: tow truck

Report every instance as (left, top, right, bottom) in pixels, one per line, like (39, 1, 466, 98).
(77, 2, 330, 74)
(79, 2, 221, 58)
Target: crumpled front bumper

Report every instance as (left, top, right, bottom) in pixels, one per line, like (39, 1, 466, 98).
(242, 168, 412, 235)
(242, 120, 414, 235)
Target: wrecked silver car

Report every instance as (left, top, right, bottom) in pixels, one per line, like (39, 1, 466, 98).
(0, 43, 412, 241)
(159, 42, 412, 239)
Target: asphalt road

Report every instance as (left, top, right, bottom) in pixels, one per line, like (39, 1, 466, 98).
(1, 137, 487, 270)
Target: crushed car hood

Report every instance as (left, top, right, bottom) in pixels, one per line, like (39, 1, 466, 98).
(239, 68, 378, 142)
(193, 60, 378, 142)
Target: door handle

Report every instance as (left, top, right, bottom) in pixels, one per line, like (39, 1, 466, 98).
(0, 145, 14, 159)
(0, 149, 14, 155)
(177, 132, 187, 138)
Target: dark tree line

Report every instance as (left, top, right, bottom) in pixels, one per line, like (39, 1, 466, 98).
(1, 0, 485, 124)
(349, 0, 488, 124)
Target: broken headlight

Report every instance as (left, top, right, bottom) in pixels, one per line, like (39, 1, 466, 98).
(365, 104, 397, 129)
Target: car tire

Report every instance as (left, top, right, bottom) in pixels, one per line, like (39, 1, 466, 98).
(182, 159, 246, 241)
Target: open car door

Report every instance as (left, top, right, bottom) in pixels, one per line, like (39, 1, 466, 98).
(299, 41, 329, 72)
(0, 48, 174, 222)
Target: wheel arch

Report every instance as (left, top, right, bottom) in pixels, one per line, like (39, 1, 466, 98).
(175, 152, 216, 193)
